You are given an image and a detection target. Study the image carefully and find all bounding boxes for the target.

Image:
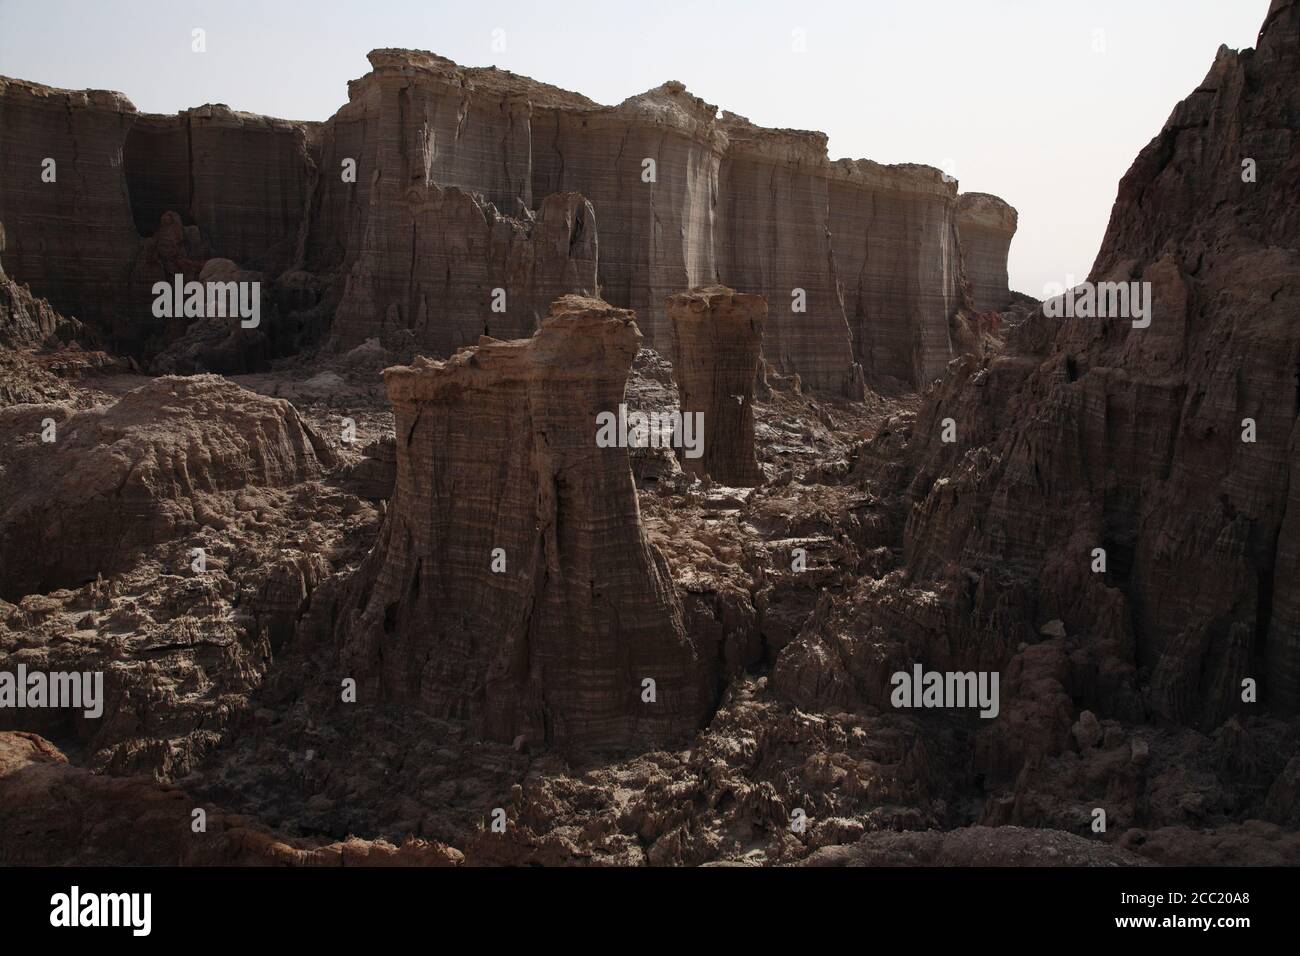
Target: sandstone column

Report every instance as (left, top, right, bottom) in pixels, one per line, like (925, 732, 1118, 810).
(668, 285, 766, 486)
(337, 295, 714, 748)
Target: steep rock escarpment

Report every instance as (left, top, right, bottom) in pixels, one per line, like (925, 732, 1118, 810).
(957, 192, 1018, 313)
(532, 82, 723, 351)
(0, 78, 142, 349)
(124, 106, 317, 275)
(831, 161, 968, 386)
(777, 0, 1300, 749)
(1, 53, 1010, 391)
(715, 117, 860, 393)
(0, 375, 336, 599)
(668, 285, 766, 485)
(335, 296, 714, 747)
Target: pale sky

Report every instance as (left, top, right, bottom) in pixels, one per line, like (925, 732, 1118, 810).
(0, 0, 1269, 296)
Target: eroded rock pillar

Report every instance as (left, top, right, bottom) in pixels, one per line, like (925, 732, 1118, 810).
(668, 285, 766, 486)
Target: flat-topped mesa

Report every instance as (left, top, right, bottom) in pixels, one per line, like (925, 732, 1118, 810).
(337, 295, 715, 748)
(668, 285, 766, 486)
(957, 192, 1018, 312)
(829, 159, 968, 386)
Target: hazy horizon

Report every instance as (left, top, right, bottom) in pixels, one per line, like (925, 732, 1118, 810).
(0, 0, 1270, 296)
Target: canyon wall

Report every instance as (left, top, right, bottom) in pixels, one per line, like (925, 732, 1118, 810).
(0, 78, 143, 350)
(957, 192, 1018, 313)
(335, 296, 715, 747)
(0, 51, 1012, 390)
(831, 161, 967, 386)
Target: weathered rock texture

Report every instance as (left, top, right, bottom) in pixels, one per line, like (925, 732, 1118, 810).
(124, 107, 316, 275)
(0, 732, 462, 866)
(775, 0, 1300, 744)
(1, 52, 1010, 391)
(0, 78, 142, 349)
(832, 161, 969, 385)
(668, 285, 765, 485)
(0, 375, 336, 599)
(335, 296, 714, 747)
(957, 192, 1018, 312)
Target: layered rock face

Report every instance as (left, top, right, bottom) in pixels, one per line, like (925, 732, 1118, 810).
(831, 161, 967, 385)
(668, 285, 765, 485)
(328, 187, 599, 353)
(0, 78, 142, 348)
(1, 52, 1011, 391)
(0, 375, 336, 599)
(531, 83, 724, 351)
(317, 51, 601, 353)
(124, 107, 317, 275)
(957, 192, 1018, 312)
(777, 0, 1300, 742)
(715, 118, 860, 392)
(336, 296, 714, 747)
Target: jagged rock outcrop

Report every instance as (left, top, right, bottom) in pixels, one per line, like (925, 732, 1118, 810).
(776, 0, 1300, 741)
(667, 285, 765, 485)
(0, 375, 336, 599)
(957, 192, 1018, 313)
(335, 296, 714, 747)
(0, 732, 462, 866)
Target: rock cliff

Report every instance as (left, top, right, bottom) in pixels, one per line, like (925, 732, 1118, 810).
(956, 192, 1018, 313)
(0, 52, 1011, 391)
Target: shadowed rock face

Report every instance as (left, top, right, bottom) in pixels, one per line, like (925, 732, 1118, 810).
(0, 79, 143, 350)
(0, 51, 1011, 391)
(124, 107, 317, 276)
(0, 375, 336, 600)
(336, 296, 715, 748)
(776, 0, 1300, 741)
(668, 285, 766, 486)
(957, 192, 1018, 313)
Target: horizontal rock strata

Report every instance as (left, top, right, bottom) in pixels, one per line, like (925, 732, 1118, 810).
(668, 285, 766, 485)
(0, 51, 1013, 390)
(957, 192, 1018, 312)
(337, 295, 714, 747)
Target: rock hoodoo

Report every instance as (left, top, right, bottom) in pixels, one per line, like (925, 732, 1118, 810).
(667, 285, 766, 486)
(336, 295, 715, 748)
